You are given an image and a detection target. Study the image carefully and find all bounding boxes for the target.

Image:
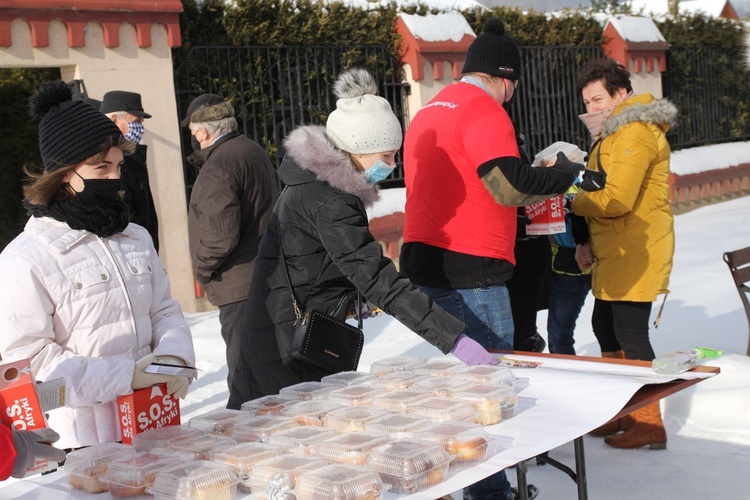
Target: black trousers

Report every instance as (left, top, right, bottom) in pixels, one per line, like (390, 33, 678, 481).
(219, 300, 258, 401)
(591, 298, 655, 361)
(507, 237, 551, 351)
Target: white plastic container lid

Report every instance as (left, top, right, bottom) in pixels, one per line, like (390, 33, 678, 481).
(368, 371, 427, 392)
(165, 433, 237, 460)
(64, 442, 135, 476)
(294, 463, 385, 500)
(410, 377, 471, 397)
(147, 460, 239, 500)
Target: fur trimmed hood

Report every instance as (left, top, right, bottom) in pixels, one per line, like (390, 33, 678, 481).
(282, 125, 380, 208)
(601, 94, 678, 139)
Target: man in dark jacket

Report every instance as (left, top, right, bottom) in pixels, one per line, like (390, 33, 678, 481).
(101, 91, 160, 251)
(184, 94, 278, 398)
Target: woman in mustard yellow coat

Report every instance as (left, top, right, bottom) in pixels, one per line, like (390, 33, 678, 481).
(571, 58, 677, 450)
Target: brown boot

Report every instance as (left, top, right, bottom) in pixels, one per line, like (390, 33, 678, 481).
(604, 401, 667, 450)
(588, 414, 635, 437)
(588, 350, 631, 437)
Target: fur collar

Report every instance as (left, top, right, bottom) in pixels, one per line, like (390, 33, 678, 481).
(601, 94, 678, 139)
(283, 125, 380, 208)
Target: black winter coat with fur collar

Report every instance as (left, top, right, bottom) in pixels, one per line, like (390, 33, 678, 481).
(229, 126, 466, 404)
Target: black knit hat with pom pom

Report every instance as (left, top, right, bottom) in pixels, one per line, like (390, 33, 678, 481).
(30, 80, 124, 172)
(462, 18, 521, 81)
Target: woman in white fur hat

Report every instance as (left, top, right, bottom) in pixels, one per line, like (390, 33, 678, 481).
(228, 68, 497, 405)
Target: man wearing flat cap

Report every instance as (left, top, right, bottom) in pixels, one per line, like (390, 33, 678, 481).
(184, 94, 278, 400)
(101, 90, 160, 251)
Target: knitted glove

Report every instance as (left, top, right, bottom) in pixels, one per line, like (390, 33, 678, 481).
(11, 428, 67, 478)
(131, 354, 175, 391)
(555, 152, 585, 177)
(166, 377, 190, 399)
(451, 334, 499, 366)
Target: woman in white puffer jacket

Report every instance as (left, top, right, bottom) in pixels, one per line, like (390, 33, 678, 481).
(0, 81, 195, 450)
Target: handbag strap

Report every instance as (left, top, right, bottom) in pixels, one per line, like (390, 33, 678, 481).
(277, 188, 363, 329)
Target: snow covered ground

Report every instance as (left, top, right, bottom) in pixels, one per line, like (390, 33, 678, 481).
(183, 194, 750, 499)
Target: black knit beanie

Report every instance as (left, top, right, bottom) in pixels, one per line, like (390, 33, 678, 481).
(30, 80, 124, 172)
(462, 18, 522, 81)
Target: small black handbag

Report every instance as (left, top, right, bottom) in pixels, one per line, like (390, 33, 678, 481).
(279, 240, 364, 374)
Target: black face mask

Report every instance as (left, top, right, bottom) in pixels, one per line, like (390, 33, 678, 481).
(191, 134, 202, 152)
(76, 177, 125, 206)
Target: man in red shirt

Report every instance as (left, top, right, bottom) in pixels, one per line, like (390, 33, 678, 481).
(401, 17, 582, 500)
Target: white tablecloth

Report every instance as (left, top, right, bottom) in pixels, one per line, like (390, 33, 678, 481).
(0, 356, 715, 499)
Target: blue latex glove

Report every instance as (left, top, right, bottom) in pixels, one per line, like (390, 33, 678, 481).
(450, 334, 499, 366)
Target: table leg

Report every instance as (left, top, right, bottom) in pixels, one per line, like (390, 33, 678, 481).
(574, 436, 588, 500)
(515, 459, 529, 500)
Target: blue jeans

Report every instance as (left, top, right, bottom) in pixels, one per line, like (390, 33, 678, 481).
(546, 272, 591, 355)
(418, 284, 514, 500)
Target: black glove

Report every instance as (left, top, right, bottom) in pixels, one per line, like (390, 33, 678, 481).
(516, 211, 531, 240)
(562, 192, 575, 215)
(555, 152, 585, 178)
(578, 169, 607, 191)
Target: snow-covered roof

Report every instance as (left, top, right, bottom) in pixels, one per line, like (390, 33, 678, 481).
(629, 0, 736, 18)
(328, 0, 486, 10)
(605, 15, 666, 43)
(398, 12, 475, 42)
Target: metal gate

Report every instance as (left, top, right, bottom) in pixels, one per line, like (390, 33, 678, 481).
(174, 45, 406, 197)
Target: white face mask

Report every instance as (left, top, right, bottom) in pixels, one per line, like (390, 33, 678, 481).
(578, 107, 613, 137)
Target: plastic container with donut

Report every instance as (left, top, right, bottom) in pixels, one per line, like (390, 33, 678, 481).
(208, 442, 286, 493)
(326, 384, 386, 407)
(367, 371, 427, 392)
(240, 394, 299, 416)
(410, 376, 471, 398)
(323, 406, 391, 434)
(363, 413, 432, 436)
(279, 399, 342, 427)
(164, 433, 237, 460)
(311, 431, 391, 466)
(293, 463, 387, 500)
(454, 365, 517, 387)
(320, 370, 377, 387)
(188, 408, 257, 435)
(406, 397, 478, 423)
(64, 442, 137, 494)
(412, 359, 466, 379)
(131, 425, 204, 453)
(146, 460, 239, 500)
(228, 414, 300, 443)
(98, 451, 182, 498)
(369, 356, 425, 377)
(371, 389, 432, 413)
(452, 383, 519, 425)
(412, 421, 504, 465)
(247, 454, 328, 500)
(266, 425, 338, 454)
(278, 381, 337, 401)
(366, 438, 453, 494)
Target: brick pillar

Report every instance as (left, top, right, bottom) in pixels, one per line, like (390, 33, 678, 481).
(602, 15, 669, 99)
